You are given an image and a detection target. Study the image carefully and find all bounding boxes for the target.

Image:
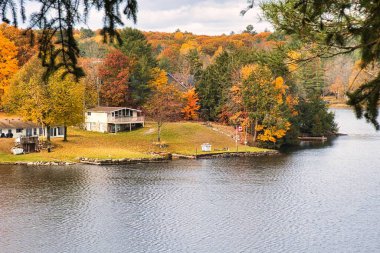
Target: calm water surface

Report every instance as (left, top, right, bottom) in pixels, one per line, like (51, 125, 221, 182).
(1, 109, 379, 253)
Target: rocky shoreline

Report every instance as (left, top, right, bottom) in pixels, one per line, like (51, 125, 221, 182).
(0, 161, 77, 166)
(0, 150, 280, 166)
(172, 150, 280, 159)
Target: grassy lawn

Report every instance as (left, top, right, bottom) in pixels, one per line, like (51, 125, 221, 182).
(0, 121, 269, 163)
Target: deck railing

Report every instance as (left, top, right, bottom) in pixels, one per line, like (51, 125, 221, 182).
(107, 116, 145, 123)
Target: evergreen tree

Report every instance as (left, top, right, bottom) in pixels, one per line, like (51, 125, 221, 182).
(298, 58, 326, 97)
(117, 28, 157, 105)
(79, 28, 95, 39)
(197, 52, 232, 121)
(296, 95, 337, 137)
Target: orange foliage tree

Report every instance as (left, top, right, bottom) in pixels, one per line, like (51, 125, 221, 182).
(329, 76, 345, 99)
(0, 23, 36, 66)
(0, 31, 18, 104)
(182, 88, 200, 120)
(79, 58, 102, 108)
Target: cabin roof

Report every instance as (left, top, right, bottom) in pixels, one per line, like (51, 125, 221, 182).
(0, 118, 39, 129)
(87, 106, 141, 113)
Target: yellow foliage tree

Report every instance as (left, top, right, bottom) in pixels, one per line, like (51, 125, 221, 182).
(149, 67, 169, 88)
(174, 31, 184, 41)
(211, 46, 223, 62)
(4, 57, 85, 141)
(287, 50, 301, 72)
(241, 64, 256, 80)
(257, 123, 291, 143)
(49, 69, 85, 141)
(242, 64, 292, 144)
(179, 40, 199, 55)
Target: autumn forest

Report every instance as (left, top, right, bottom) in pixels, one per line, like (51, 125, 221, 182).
(0, 22, 368, 147)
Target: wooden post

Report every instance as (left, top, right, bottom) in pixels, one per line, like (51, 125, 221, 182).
(235, 125, 238, 152)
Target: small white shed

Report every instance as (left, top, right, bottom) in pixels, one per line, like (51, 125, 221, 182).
(201, 143, 212, 152)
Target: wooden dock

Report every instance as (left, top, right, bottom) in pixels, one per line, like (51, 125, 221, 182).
(298, 136, 327, 141)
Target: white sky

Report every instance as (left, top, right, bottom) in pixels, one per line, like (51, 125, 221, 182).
(23, 0, 272, 35)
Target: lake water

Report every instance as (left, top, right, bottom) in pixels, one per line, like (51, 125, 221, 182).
(1, 109, 379, 253)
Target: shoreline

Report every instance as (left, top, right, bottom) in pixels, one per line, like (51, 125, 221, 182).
(0, 150, 280, 166)
(327, 103, 350, 109)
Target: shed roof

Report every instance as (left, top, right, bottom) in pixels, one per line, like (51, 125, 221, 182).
(0, 118, 39, 129)
(87, 106, 141, 113)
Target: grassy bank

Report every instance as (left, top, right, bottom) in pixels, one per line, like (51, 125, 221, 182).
(0, 122, 269, 163)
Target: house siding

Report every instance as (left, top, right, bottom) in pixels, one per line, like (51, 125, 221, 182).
(85, 107, 144, 133)
(0, 126, 64, 139)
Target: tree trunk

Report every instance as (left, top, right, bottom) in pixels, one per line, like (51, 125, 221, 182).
(157, 122, 161, 143)
(252, 119, 258, 144)
(63, 125, 68, 142)
(46, 125, 51, 142)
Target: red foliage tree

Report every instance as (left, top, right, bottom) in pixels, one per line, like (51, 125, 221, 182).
(98, 50, 134, 106)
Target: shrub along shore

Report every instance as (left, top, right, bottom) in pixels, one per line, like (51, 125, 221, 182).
(0, 122, 276, 165)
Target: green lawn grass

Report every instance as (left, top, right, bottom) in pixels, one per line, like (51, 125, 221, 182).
(0, 121, 269, 163)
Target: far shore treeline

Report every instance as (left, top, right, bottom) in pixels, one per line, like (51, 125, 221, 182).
(2, 23, 362, 147)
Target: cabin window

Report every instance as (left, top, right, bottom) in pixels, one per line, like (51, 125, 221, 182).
(112, 112, 115, 117)
(39, 128, 44, 136)
(50, 128, 58, 136)
(16, 128, 23, 133)
(26, 128, 33, 136)
(87, 112, 91, 116)
(58, 127, 64, 136)
(34, 128, 37, 135)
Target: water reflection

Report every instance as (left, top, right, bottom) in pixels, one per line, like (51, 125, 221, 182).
(0, 109, 380, 253)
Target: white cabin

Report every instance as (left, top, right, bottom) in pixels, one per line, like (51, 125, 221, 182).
(85, 106, 144, 133)
(0, 118, 64, 139)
